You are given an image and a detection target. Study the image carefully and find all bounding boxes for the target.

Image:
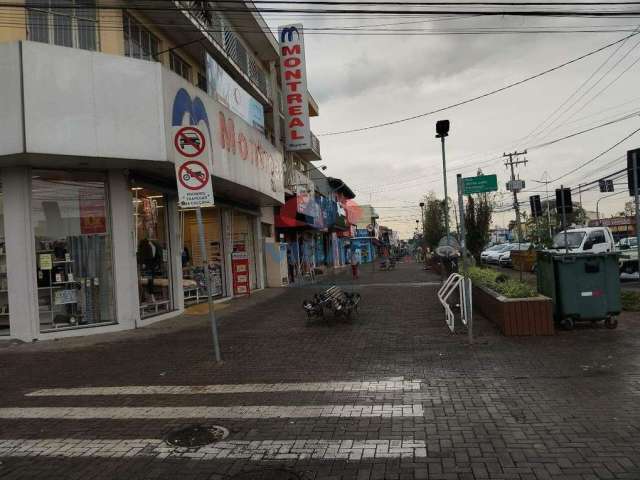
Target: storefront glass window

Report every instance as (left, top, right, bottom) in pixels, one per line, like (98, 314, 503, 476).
(132, 188, 173, 319)
(0, 183, 8, 336)
(32, 171, 115, 332)
(181, 208, 225, 302)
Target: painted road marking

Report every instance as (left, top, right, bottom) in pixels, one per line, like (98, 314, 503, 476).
(0, 438, 428, 460)
(27, 380, 422, 397)
(0, 405, 424, 419)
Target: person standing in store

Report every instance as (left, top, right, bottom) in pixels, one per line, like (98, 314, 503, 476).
(350, 248, 361, 280)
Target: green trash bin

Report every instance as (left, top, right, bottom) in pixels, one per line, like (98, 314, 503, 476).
(536, 252, 621, 330)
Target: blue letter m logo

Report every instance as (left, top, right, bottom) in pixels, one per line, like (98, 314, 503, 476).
(280, 26, 299, 43)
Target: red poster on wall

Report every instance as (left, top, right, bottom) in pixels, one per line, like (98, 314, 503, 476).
(79, 190, 107, 234)
(232, 251, 250, 296)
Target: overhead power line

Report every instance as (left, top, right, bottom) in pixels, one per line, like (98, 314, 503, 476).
(521, 23, 640, 143)
(319, 31, 640, 136)
(549, 124, 640, 182)
(352, 110, 639, 194)
(4, 2, 640, 15)
(58, 1, 640, 4)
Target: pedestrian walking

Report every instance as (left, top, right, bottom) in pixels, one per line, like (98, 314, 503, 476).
(350, 249, 360, 280)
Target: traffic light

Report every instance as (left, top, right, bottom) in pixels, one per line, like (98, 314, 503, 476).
(599, 179, 614, 192)
(555, 188, 573, 214)
(435, 120, 450, 138)
(529, 195, 542, 217)
(628, 148, 640, 196)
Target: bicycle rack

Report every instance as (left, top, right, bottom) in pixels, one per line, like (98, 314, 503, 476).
(437, 273, 472, 332)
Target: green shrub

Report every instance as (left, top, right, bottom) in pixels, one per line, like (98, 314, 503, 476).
(467, 266, 537, 299)
(621, 291, 640, 311)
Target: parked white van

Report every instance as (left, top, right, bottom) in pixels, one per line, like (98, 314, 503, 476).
(549, 227, 616, 254)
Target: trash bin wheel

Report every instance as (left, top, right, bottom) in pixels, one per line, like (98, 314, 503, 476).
(604, 317, 618, 329)
(561, 318, 575, 331)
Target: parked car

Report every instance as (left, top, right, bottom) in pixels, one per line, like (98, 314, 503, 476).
(618, 236, 638, 277)
(548, 227, 615, 254)
(484, 244, 512, 264)
(499, 242, 532, 267)
(480, 244, 505, 263)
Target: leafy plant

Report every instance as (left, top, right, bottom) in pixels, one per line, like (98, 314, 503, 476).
(465, 194, 493, 263)
(422, 193, 447, 251)
(621, 291, 640, 311)
(467, 266, 537, 299)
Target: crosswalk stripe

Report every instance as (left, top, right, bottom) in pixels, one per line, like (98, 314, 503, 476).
(26, 381, 422, 397)
(0, 438, 428, 460)
(0, 405, 424, 419)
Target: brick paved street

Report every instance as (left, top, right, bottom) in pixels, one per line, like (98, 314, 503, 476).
(1, 260, 640, 479)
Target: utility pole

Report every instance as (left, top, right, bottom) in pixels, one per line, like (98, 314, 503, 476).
(503, 150, 528, 243)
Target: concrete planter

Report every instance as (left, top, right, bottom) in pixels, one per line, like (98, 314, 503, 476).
(473, 284, 554, 336)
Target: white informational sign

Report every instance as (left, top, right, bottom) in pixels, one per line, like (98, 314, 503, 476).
(278, 23, 311, 150)
(205, 53, 265, 133)
(506, 179, 525, 192)
(174, 126, 215, 208)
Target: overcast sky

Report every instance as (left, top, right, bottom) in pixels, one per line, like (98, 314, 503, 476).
(269, 10, 640, 238)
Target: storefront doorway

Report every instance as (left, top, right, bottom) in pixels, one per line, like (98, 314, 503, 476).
(132, 187, 174, 319)
(232, 211, 258, 291)
(181, 208, 226, 303)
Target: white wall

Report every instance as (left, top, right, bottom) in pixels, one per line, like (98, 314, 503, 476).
(21, 41, 166, 161)
(107, 169, 138, 330)
(0, 43, 23, 156)
(2, 167, 38, 341)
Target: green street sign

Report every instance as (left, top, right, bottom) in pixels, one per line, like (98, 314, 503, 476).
(462, 174, 498, 195)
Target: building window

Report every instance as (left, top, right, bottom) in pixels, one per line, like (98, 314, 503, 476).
(197, 72, 207, 91)
(123, 12, 159, 61)
(26, 0, 98, 51)
(32, 171, 116, 332)
(169, 51, 191, 81)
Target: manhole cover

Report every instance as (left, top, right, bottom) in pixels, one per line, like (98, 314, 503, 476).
(230, 469, 301, 480)
(165, 424, 229, 447)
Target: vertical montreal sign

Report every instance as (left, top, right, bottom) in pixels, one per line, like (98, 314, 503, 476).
(279, 23, 311, 150)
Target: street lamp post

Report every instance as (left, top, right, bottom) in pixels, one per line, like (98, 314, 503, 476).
(436, 120, 450, 246)
(420, 201, 426, 268)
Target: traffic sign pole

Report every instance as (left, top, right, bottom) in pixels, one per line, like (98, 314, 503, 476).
(457, 174, 472, 344)
(196, 206, 221, 363)
(173, 125, 219, 361)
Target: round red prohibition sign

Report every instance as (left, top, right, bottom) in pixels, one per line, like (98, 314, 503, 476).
(178, 160, 210, 191)
(174, 126, 206, 158)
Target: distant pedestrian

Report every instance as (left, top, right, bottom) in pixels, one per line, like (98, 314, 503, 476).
(350, 249, 360, 280)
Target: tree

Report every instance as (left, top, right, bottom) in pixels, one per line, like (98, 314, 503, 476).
(422, 193, 446, 251)
(525, 203, 588, 247)
(616, 201, 636, 217)
(465, 194, 493, 263)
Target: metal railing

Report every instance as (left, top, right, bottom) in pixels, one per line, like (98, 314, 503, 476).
(176, 0, 270, 99)
(437, 273, 472, 332)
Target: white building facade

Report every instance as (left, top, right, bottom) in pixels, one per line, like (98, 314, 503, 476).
(0, 41, 285, 341)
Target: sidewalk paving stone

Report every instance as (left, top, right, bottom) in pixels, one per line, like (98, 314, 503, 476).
(0, 261, 639, 479)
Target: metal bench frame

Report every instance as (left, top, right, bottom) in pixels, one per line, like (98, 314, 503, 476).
(303, 285, 361, 323)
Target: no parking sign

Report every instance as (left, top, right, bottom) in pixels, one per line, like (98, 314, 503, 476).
(174, 126, 215, 208)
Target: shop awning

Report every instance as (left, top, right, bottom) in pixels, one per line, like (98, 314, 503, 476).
(275, 193, 323, 229)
